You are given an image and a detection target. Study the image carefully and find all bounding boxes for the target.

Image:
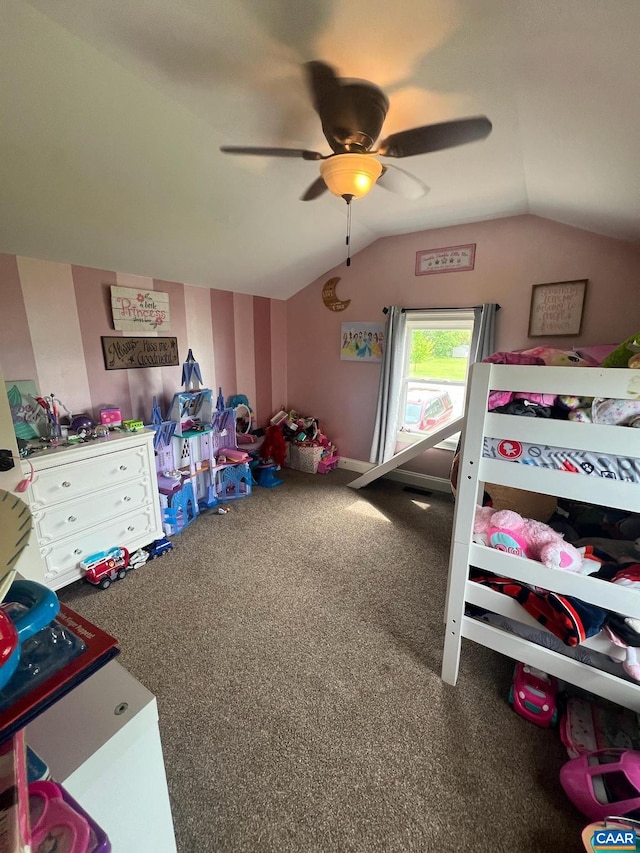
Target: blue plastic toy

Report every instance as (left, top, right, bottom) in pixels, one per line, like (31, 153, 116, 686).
(256, 463, 283, 488)
(0, 579, 60, 690)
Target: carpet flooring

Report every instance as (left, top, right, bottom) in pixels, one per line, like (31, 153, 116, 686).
(60, 468, 585, 852)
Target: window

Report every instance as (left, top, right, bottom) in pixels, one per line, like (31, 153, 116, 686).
(397, 310, 476, 450)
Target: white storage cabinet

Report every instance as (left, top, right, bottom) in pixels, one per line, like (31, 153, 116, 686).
(23, 431, 163, 590)
(27, 660, 177, 852)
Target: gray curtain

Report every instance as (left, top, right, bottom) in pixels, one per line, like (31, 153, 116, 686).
(470, 303, 498, 363)
(369, 306, 407, 464)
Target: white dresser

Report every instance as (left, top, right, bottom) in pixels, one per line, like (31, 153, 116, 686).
(22, 431, 163, 590)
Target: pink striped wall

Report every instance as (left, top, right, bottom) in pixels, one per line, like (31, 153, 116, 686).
(0, 253, 37, 383)
(233, 293, 257, 410)
(270, 300, 287, 413)
(0, 253, 285, 428)
(72, 264, 131, 418)
(210, 289, 236, 401)
(253, 296, 272, 428)
(155, 278, 189, 408)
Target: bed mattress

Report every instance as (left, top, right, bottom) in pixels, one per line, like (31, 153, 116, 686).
(483, 436, 640, 483)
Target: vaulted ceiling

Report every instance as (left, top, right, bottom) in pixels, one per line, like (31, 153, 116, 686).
(2, 1, 639, 299)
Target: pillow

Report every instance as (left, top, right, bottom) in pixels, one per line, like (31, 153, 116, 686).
(575, 344, 617, 366)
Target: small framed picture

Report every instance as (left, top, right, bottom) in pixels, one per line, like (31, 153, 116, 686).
(415, 244, 475, 275)
(340, 323, 384, 362)
(528, 280, 587, 337)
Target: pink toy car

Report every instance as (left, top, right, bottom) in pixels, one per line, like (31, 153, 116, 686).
(508, 662, 559, 727)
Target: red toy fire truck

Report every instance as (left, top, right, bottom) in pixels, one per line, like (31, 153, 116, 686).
(80, 547, 130, 589)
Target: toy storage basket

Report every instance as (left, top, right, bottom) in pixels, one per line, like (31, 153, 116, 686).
(288, 444, 324, 474)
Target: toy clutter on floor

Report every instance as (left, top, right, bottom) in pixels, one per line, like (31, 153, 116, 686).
(505, 662, 640, 847)
(265, 409, 339, 474)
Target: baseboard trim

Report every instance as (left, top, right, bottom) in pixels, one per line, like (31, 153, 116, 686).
(338, 457, 452, 494)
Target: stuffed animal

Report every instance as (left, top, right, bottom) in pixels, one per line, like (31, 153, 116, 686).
(601, 332, 640, 368)
(519, 347, 596, 367)
(473, 506, 497, 545)
(259, 424, 287, 469)
(474, 506, 583, 572)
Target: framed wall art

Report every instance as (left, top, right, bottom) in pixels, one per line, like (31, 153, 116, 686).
(528, 279, 588, 337)
(102, 336, 179, 370)
(111, 285, 170, 331)
(415, 244, 475, 276)
(340, 323, 384, 362)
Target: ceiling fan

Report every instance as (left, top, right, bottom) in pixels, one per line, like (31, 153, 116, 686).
(220, 61, 493, 204)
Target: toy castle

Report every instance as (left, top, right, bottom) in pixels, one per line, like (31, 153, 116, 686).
(149, 350, 252, 536)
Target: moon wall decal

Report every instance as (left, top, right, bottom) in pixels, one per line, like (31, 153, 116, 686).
(322, 277, 351, 312)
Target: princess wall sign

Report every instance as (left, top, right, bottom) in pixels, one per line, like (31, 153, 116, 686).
(111, 285, 171, 331)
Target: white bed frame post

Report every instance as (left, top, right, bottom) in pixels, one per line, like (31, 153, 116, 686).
(441, 363, 492, 684)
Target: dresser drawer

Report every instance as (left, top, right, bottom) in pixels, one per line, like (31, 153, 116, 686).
(30, 445, 149, 508)
(41, 505, 159, 580)
(33, 479, 154, 544)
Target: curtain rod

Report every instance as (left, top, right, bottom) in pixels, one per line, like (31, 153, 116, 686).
(382, 304, 501, 314)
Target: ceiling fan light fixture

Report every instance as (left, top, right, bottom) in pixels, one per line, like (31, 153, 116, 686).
(319, 154, 383, 200)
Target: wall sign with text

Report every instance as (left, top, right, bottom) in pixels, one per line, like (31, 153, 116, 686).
(415, 244, 476, 276)
(528, 279, 588, 337)
(111, 285, 170, 331)
(102, 336, 179, 370)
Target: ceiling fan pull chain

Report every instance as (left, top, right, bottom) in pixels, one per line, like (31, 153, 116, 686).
(344, 194, 353, 266)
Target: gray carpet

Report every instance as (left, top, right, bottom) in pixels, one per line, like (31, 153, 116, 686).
(60, 469, 585, 852)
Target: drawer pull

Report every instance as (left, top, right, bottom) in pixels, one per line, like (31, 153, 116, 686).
(127, 525, 135, 532)
(74, 548, 82, 555)
(62, 481, 71, 488)
(119, 465, 128, 471)
(123, 495, 131, 502)
(68, 515, 77, 523)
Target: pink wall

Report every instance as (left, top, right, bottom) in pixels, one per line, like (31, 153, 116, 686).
(0, 254, 286, 427)
(287, 214, 640, 474)
(4, 214, 639, 474)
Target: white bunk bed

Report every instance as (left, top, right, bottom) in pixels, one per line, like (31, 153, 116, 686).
(442, 362, 640, 710)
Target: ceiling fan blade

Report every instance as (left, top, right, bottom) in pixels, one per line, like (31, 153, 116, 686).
(377, 165, 430, 200)
(220, 146, 324, 161)
(300, 176, 328, 201)
(377, 116, 492, 158)
(305, 61, 341, 116)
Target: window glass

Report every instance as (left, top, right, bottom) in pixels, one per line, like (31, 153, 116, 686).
(398, 311, 475, 442)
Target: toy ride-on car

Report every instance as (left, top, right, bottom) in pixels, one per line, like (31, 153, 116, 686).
(80, 546, 130, 590)
(509, 661, 559, 727)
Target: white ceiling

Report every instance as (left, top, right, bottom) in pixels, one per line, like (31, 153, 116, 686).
(1, 0, 639, 299)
